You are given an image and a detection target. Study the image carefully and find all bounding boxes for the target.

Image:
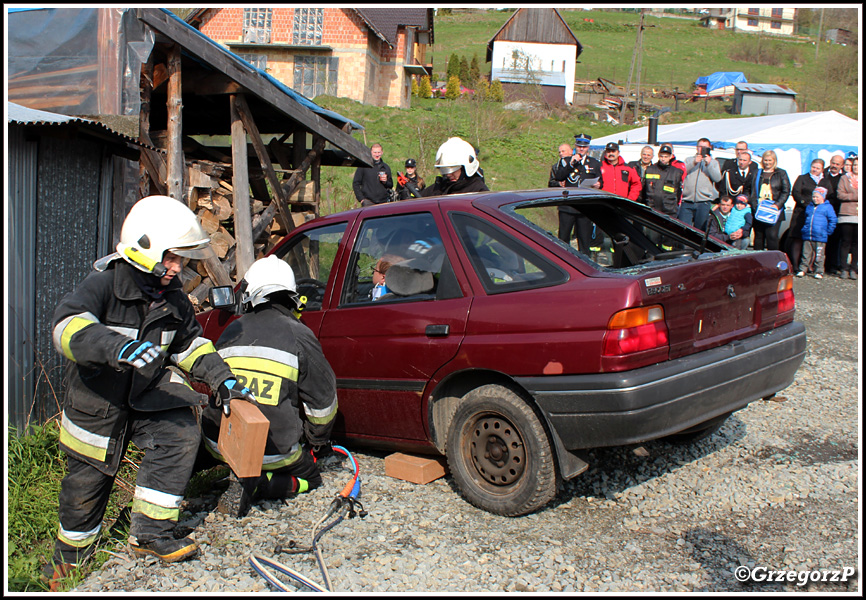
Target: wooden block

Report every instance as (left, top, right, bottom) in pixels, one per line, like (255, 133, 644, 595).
(384, 452, 447, 484)
(218, 400, 270, 478)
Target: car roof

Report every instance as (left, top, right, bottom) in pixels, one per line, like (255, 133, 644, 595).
(304, 187, 624, 224)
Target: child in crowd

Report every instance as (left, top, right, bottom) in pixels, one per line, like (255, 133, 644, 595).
(725, 195, 753, 250)
(708, 195, 752, 249)
(796, 187, 837, 279)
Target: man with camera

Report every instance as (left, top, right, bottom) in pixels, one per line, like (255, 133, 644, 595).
(677, 137, 722, 231)
(551, 133, 604, 253)
(352, 143, 393, 206)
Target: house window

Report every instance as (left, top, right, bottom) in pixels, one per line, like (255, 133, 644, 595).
(771, 21, 781, 29)
(239, 54, 267, 71)
(293, 8, 324, 45)
(243, 8, 272, 44)
(293, 56, 338, 98)
(771, 8, 783, 18)
(747, 19, 758, 27)
(748, 8, 759, 15)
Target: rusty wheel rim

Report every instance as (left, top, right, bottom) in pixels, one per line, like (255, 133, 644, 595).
(466, 414, 526, 486)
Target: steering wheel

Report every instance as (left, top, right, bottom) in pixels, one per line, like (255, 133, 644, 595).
(295, 277, 327, 299)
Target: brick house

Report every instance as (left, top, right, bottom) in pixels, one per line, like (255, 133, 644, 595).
(187, 8, 434, 108)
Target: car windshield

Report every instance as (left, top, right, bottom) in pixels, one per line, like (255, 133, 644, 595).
(504, 197, 731, 270)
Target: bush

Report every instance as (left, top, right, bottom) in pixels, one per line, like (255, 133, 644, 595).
(445, 75, 462, 100)
(419, 75, 433, 99)
(488, 79, 505, 103)
(411, 77, 419, 97)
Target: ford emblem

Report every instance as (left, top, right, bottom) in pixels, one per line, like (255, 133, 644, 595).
(777, 261, 788, 271)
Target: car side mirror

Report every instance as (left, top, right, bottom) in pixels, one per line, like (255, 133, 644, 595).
(208, 285, 238, 312)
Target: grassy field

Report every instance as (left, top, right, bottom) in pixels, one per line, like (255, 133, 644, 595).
(313, 9, 856, 216)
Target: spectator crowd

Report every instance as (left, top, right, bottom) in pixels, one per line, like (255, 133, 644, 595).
(351, 135, 858, 282)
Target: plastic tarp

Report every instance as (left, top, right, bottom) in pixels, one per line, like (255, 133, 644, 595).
(590, 111, 859, 179)
(694, 71, 747, 93)
(6, 8, 362, 131)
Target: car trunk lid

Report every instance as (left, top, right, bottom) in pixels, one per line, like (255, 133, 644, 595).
(633, 251, 790, 359)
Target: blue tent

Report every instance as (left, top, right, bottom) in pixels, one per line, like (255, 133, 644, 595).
(695, 71, 747, 93)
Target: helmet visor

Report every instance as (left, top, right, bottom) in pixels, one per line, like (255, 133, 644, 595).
(437, 165, 461, 176)
(171, 243, 216, 261)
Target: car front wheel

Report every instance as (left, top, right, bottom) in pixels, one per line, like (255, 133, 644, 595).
(446, 384, 557, 517)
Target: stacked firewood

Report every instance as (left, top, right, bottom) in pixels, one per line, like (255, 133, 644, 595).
(180, 160, 315, 311)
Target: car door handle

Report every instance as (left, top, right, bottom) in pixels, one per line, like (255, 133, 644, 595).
(426, 324, 450, 337)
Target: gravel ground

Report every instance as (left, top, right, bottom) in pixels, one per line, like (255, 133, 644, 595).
(74, 275, 860, 594)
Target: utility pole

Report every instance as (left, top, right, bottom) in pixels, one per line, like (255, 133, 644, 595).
(815, 8, 824, 60)
(619, 10, 646, 123)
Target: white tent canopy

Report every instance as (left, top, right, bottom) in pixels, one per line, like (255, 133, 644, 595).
(591, 111, 859, 179)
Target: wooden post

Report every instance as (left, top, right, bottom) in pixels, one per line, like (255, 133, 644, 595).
(232, 94, 294, 233)
(230, 94, 255, 280)
(166, 44, 184, 201)
(311, 134, 322, 218)
(139, 55, 153, 198)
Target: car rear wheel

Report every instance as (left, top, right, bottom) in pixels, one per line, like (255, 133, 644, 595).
(446, 384, 557, 517)
(662, 411, 732, 445)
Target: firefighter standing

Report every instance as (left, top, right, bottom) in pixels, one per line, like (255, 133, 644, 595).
(200, 256, 339, 518)
(46, 195, 253, 589)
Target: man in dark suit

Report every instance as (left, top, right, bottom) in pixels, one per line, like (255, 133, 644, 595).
(719, 151, 759, 200)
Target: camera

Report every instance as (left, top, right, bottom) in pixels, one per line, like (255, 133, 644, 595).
(700, 147, 711, 157)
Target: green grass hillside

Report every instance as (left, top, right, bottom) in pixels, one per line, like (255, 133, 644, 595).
(314, 9, 856, 215)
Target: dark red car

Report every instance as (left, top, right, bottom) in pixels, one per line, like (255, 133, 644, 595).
(199, 189, 806, 516)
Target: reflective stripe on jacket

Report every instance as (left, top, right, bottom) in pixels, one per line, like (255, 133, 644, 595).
(51, 260, 232, 468)
(203, 302, 338, 458)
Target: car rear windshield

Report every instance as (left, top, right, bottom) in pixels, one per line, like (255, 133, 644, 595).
(504, 198, 729, 271)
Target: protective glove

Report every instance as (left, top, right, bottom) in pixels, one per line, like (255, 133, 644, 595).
(118, 340, 166, 371)
(397, 172, 408, 187)
(214, 378, 256, 417)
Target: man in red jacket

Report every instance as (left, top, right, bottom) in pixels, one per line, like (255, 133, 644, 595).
(600, 143, 642, 201)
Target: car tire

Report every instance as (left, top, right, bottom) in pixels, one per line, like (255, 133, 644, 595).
(446, 384, 557, 517)
(661, 411, 732, 445)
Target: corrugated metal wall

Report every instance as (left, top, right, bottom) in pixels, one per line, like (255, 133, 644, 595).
(32, 136, 107, 427)
(7, 127, 115, 431)
(8, 126, 38, 431)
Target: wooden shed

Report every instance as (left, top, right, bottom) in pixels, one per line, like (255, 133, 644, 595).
(6, 7, 373, 429)
(486, 8, 583, 106)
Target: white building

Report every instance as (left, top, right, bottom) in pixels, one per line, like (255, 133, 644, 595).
(486, 8, 582, 106)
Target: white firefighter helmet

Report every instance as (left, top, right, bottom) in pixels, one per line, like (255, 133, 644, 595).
(434, 137, 479, 177)
(116, 195, 213, 275)
(241, 255, 298, 308)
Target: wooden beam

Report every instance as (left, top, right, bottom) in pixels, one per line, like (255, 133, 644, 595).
(136, 8, 373, 166)
(230, 94, 255, 280)
(232, 94, 294, 233)
(139, 54, 153, 198)
(140, 149, 167, 196)
(166, 44, 184, 200)
(311, 134, 322, 217)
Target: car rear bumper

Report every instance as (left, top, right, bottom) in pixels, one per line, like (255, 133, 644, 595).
(516, 321, 807, 451)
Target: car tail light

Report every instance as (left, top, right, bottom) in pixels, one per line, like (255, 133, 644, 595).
(775, 275, 795, 325)
(603, 305, 669, 356)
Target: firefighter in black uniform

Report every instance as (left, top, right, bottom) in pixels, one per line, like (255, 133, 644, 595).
(46, 195, 253, 589)
(201, 255, 339, 518)
(420, 137, 489, 196)
(551, 132, 604, 253)
(642, 144, 685, 249)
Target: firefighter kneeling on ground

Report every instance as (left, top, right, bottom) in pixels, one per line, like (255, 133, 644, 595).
(200, 255, 339, 518)
(45, 195, 254, 590)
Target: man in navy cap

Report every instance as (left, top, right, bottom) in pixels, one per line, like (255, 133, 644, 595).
(550, 133, 604, 253)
